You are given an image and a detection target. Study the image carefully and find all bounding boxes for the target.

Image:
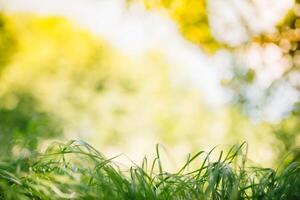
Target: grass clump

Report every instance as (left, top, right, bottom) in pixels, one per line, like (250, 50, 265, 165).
(0, 140, 299, 200)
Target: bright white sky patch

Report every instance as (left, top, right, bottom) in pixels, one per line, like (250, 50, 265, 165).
(235, 42, 299, 122)
(208, 0, 294, 46)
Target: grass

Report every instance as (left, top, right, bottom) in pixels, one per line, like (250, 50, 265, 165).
(0, 140, 299, 200)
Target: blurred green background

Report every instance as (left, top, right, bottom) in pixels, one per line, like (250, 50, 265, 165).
(0, 0, 299, 168)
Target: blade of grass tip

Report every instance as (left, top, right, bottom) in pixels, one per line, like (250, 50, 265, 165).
(65, 140, 76, 147)
(241, 142, 248, 168)
(150, 157, 158, 183)
(142, 157, 148, 172)
(88, 154, 122, 186)
(62, 141, 94, 158)
(177, 151, 205, 175)
(196, 146, 218, 180)
(151, 144, 166, 191)
(44, 147, 103, 162)
(185, 153, 191, 173)
(223, 142, 247, 163)
(156, 144, 163, 177)
(75, 140, 103, 157)
(238, 142, 248, 191)
(211, 151, 225, 192)
(153, 144, 175, 190)
(132, 163, 152, 186)
(223, 145, 238, 163)
(130, 166, 136, 184)
(218, 151, 223, 163)
(94, 154, 122, 170)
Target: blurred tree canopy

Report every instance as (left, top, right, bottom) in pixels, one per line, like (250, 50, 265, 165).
(0, 12, 280, 165)
(0, 92, 62, 157)
(225, 2, 300, 159)
(0, 14, 63, 157)
(132, 0, 300, 161)
(1, 0, 300, 165)
(228, 2, 300, 111)
(134, 0, 298, 113)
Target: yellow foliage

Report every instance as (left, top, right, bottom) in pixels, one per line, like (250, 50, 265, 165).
(141, 0, 221, 53)
(0, 14, 16, 70)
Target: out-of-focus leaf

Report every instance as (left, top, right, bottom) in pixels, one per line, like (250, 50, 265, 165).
(0, 13, 17, 73)
(137, 0, 221, 53)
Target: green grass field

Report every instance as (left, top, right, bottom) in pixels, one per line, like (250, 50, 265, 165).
(0, 140, 299, 200)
